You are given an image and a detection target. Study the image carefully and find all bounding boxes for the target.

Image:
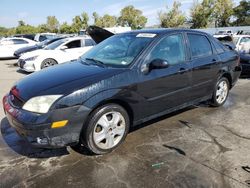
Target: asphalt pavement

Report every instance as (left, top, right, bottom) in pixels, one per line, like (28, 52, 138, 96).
(1, 59, 250, 188)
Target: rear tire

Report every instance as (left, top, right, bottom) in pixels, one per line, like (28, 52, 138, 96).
(211, 77, 229, 107)
(41, 58, 57, 69)
(80, 104, 130, 155)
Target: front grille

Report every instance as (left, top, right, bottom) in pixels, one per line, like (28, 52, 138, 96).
(9, 92, 25, 108)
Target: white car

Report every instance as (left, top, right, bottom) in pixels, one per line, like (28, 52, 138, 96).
(233, 35, 250, 53)
(18, 36, 95, 72)
(0, 37, 37, 58)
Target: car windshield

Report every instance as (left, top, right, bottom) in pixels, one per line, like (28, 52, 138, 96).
(233, 37, 240, 44)
(37, 39, 49, 47)
(44, 38, 68, 50)
(80, 34, 155, 67)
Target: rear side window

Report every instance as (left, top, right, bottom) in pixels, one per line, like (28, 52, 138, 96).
(65, 40, 81, 49)
(188, 34, 212, 58)
(212, 40, 225, 54)
(84, 39, 95, 46)
(13, 39, 28, 44)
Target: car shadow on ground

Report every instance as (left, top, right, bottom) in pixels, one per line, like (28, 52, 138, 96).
(0, 103, 207, 158)
(16, 69, 31, 75)
(0, 117, 69, 158)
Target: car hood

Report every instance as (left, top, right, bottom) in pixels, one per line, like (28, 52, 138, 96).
(14, 45, 39, 55)
(86, 26, 114, 44)
(20, 49, 51, 59)
(13, 60, 125, 101)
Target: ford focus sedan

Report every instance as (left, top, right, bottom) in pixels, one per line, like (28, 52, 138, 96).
(3, 28, 241, 154)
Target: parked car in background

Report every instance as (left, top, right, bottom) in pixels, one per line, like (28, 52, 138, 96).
(14, 37, 66, 58)
(18, 36, 95, 72)
(0, 37, 37, 59)
(3, 27, 241, 154)
(13, 34, 35, 41)
(34, 33, 57, 42)
(233, 35, 250, 53)
(240, 53, 250, 76)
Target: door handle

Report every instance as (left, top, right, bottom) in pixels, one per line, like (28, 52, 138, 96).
(178, 68, 187, 74)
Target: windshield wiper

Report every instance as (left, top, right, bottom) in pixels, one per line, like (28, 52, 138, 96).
(85, 58, 106, 67)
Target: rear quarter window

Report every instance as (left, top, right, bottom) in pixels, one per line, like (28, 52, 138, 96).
(188, 34, 213, 58)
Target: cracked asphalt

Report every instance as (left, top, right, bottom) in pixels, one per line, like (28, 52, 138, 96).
(1, 60, 250, 188)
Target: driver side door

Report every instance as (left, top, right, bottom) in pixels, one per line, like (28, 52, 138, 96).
(137, 33, 192, 116)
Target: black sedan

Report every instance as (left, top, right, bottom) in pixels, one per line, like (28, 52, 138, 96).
(3, 28, 241, 154)
(14, 37, 65, 58)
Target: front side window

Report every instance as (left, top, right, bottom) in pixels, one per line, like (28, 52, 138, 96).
(65, 40, 81, 49)
(188, 34, 212, 58)
(146, 34, 186, 65)
(80, 34, 154, 67)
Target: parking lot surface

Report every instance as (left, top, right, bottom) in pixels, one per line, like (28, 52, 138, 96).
(1, 60, 250, 188)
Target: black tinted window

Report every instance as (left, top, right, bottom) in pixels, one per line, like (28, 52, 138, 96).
(147, 34, 186, 65)
(65, 40, 81, 49)
(13, 39, 28, 44)
(188, 34, 212, 58)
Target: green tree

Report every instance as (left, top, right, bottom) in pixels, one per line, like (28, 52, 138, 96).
(37, 24, 49, 33)
(81, 12, 89, 29)
(71, 12, 89, 33)
(214, 0, 234, 27)
(93, 14, 117, 27)
(71, 16, 83, 33)
(159, 1, 186, 28)
(118, 5, 147, 29)
(232, 0, 250, 26)
(93, 12, 99, 24)
(18, 20, 25, 27)
(46, 16, 59, 33)
(190, 0, 215, 28)
(60, 22, 72, 33)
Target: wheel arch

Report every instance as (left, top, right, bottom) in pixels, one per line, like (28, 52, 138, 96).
(220, 72, 233, 89)
(89, 98, 134, 127)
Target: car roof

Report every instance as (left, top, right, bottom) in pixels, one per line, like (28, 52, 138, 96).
(120, 28, 209, 36)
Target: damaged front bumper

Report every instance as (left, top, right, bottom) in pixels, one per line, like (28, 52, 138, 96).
(3, 94, 91, 148)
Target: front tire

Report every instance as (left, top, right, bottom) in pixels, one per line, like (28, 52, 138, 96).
(211, 77, 229, 107)
(41, 58, 57, 69)
(81, 104, 130, 155)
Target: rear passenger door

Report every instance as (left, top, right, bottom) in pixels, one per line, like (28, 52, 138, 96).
(186, 33, 220, 99)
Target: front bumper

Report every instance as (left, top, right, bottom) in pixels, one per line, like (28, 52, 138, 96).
(17, 59, 36, 72)
(3, 94, 91, 148)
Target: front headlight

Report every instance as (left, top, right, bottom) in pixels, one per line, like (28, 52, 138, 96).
(25, 55, 38, 61)
(22, 95, 62, 113)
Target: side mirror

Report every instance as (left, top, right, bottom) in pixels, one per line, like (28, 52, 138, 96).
(60, 46, 68, 50)
(141, 59, 169, 74)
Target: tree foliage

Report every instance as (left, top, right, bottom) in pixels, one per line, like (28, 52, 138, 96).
(60, 22, 72, 34)
(118, 6, 147, 29)
(190, 0, 215, 28)
(214, 0, 234, 27)
(71, 12, 89, 33)
(232, 0, 250, 26)
(159, 1, 186, 28)
(94, 14, 117, 27)
(46, 16, 59, 33)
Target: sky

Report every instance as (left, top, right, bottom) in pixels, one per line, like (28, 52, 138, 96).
(0, 0, 241, 28)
